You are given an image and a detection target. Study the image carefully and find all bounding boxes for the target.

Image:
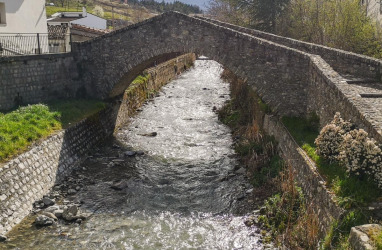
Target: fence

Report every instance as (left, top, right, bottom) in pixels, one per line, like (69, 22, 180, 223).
(0, 33, 71, 56)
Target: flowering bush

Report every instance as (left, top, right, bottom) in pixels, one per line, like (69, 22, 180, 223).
(339, 129, 382, 187)
(315, 113, 351, 161)
(315, 113, 382, 188)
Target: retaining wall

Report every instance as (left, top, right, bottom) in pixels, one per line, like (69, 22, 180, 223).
(263, 115, 344, 237)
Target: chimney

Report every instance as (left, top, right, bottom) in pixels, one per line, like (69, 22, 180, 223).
(82, 7, 87, 17)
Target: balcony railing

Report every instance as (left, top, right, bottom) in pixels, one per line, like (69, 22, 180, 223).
(0, 33, 71, 57)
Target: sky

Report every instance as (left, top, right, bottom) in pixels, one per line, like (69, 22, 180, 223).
(155, 0, 210, 10)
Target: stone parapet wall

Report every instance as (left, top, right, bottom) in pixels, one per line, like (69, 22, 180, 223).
(0, 54, 80, 111)
(308, 56, 382, 142)
(195, 16, 382, 80)
(263, 115, 344, 237)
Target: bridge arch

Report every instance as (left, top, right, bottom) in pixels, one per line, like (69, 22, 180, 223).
(72, 12, 310, 117)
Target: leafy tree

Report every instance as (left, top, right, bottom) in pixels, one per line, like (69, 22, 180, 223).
(243, 0, 290, 32)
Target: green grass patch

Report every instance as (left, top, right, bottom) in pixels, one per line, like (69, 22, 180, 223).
(0, 99, 106, 162)
(282, 115, 381, 208)
(0, 105, 61, 162)
(46, 6, 85, 17)
(48, 99, 106, 128)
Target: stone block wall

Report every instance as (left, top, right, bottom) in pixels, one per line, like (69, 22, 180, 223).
(72, 12, 312, 117)
(0, 54, 80, 111)
(0, 105, 118, 235)
(263, 115, 344, 237)
(115, 53, 196, 128)
(195, 16, 382, 80)
(308, 56, 382, 142)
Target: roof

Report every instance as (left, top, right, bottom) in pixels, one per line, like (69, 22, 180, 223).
(47, 16, 84, 23)
(71, 24, 110, 37)
(47, 25, 69, 39)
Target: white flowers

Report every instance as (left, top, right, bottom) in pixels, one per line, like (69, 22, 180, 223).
(315, 113, 382, 188)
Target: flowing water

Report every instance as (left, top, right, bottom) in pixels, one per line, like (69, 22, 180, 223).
(2, 60, 264, 249)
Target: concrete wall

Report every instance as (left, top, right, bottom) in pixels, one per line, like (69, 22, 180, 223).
(0, 53, 195, 236)
(0, 0, 48, 34)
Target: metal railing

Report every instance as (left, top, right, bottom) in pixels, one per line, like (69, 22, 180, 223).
(0, 33, 72, 56)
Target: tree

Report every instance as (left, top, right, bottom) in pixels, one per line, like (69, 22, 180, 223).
(243, 0, 290, 32)
(93, 5, 105, 18)
(280, 0, 382, 58)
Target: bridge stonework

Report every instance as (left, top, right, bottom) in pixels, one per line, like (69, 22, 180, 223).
(0, 11, 382, 142)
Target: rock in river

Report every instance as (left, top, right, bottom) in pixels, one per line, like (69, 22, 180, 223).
(111, 180, 128, 191)
(35, 215, 54, 227)
(42, 197, 55, 207)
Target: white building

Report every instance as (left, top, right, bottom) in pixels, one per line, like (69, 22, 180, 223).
(0, 0, 49, 55)
(0, 0, 48, 34)
(48, 7, 107, 30)
(361, 0, 382, 25)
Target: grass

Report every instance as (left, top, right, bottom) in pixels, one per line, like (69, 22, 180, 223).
(0, 105, 61, 162)
(46, 6, 85, 17)
(282, 115, 382, 208)
(48, 99, 106, 128)
(0, 99, 106, 162)
(282, 115, 382, 249)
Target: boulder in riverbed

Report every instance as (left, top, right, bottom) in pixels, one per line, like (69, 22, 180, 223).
(35, 215, 55, 226)
(110, 180, 128, 190)
(62, 205, 78, 221)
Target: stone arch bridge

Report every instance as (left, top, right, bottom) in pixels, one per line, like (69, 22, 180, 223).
(1, 11, 382, 141)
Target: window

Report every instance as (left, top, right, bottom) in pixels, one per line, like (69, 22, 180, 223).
(0, 3, 6, 25)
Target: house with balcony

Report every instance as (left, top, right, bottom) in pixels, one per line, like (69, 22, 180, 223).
(0, 0, 49, 55)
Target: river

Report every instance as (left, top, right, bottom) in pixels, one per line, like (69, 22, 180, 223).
(2, 60, 264, 249)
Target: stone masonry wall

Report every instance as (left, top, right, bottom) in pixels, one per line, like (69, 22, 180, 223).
(0, 53, 195, 236)
(263, 115, 344, 238)
(195, 15, 382, 143)
(195, 16, 382, 80)
(72, 12, 312, 117)
(0, 54, 79, 111)
(0, 106, 118, 236)
(115, 53, 196, 128)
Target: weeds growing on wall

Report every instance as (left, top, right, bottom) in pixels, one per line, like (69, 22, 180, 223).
(282, 114, 382, 248)
(257, 164, 320, 249)
(218, 68, 282, 194)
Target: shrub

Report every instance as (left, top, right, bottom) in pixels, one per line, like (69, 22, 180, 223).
(315, 113, 351, 161)
(339, 129, 382, 187)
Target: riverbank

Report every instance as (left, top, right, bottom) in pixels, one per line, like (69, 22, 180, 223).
(0, 53, 195, 239)
(2, 59, 264, 249)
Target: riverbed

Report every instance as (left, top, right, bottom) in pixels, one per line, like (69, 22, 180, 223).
(2, 60, 264, 249)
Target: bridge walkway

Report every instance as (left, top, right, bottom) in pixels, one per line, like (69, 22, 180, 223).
(194, 15, 382, 134)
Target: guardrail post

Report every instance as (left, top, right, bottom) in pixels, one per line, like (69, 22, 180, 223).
(37, 33, 41, 54)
